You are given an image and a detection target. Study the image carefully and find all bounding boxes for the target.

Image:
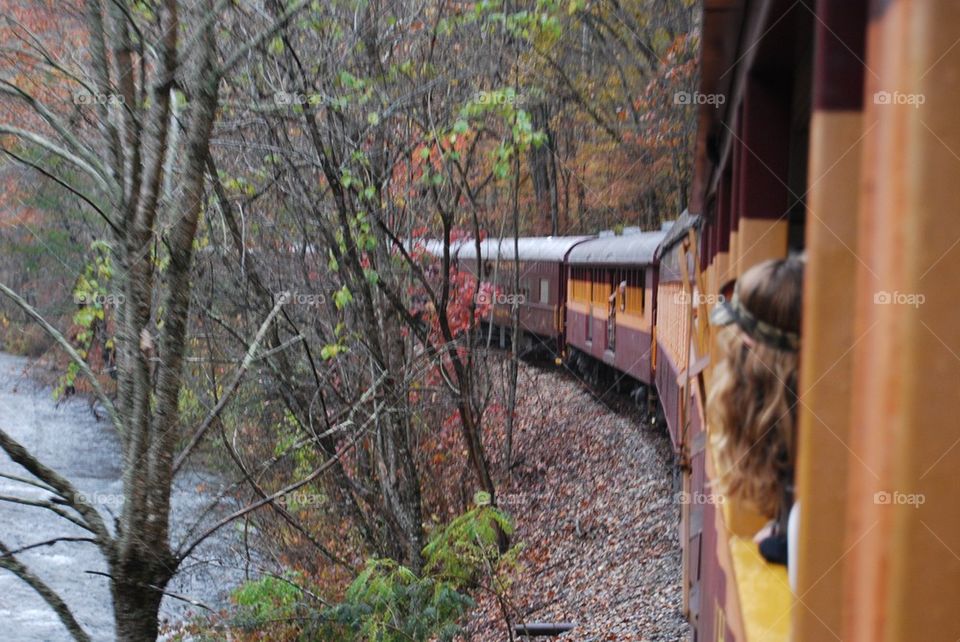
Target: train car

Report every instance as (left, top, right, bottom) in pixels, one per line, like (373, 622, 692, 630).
(656, 1, 817, 639)
(651, 211, 700, 452)
(565, 228, 667, 385)
(656, 1, 960, 641)
(458, 236, 592, 354)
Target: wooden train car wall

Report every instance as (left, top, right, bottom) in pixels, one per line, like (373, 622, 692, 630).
(652, 226, 693, 453)
(668, 0, 817, 640)
(652, 215, 730, 642)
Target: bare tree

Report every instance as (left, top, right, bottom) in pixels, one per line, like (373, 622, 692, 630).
(0, 1, 309, 638)
(188, 0, 540, 571)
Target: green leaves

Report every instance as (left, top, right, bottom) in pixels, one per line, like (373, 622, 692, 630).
(320, 343, 343, 360)
(422, 501, 518, 588)
(314, 558, 473, 641)
(231, 572, 305, 630)
(58, 241, 118, 400)
(456, 86, 548, 182)
(308, 502, 517, 641)
(334, 285, 353, 310)
(268, 35, 284, 56)
(338, 70, 364, 91)
(340, 168, 355, 190)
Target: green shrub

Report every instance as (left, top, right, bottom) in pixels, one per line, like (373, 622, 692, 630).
(308, 494, 519, 641)
(231, 571, 305, 631)
(311, 558, 473, 641)
(225, 496, 519, 641)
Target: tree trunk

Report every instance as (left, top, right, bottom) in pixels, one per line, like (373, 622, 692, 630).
(528, 102, 558, 234)
(505, 151, 521, 469)
(110, 553, 174, 642)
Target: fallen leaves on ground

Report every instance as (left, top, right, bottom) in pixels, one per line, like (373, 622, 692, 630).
(464, 360, 690, 641)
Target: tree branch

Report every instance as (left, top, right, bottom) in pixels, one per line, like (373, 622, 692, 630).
(0, 125, 112, 193)
(0, 81, 117, 194)
(175, 375, 388, 562)
(218, 0, 311, 76)
(0, 539, 92, 642)
(0, 495, 97, 533)
(0, 471, 55, 493)
(0, 427, 113, 548)
(176, 426, 367, 563)
(0, 148, 121, 236)
(0, 536, 97, 558)
(172, 295, 288, 473)
(0, 282, 123, 435)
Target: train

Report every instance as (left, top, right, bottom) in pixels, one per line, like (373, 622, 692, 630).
(419, 218, 719, 634)
(418, 1, 960, 641)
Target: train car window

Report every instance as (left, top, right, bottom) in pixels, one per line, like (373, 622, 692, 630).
(640, 269, 645, 312)
(593, 268, 606, 307)
(619, 270, 633, 312)
(540, 278, 549, 304)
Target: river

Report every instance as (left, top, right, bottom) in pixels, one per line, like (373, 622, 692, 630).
(0, 352, 250, 641)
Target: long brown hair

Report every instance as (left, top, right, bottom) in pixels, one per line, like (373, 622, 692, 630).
(707, 257, 804, 517)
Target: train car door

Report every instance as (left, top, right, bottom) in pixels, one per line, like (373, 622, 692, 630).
(607, 270, 617, 352)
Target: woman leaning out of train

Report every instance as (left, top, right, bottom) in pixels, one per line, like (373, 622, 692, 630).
(707, 256, 804, 589)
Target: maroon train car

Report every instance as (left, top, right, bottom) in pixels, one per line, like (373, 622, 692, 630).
(565, 228, 667, 385)
(458, 236, 592, 354)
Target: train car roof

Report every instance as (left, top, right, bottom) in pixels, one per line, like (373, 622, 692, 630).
(457, 236, 594, 262)
(404, 238, 469, 258)
(420, 239, 467, 257)
(655, 210, 702, 259)
(566, 229, 668, 265)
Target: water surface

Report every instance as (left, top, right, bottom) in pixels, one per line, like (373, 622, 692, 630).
(0, 353, 248, 641)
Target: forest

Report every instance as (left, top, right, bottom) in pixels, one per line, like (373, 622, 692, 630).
(0, 1, 700, 640)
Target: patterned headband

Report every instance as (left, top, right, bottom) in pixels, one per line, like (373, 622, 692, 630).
(708, 282, 800, 352)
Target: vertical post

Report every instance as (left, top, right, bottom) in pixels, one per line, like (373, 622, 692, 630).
(792, 1, 868, 640)
(843, 2, 960, 640)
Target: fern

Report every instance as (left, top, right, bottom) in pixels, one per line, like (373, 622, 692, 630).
(308, 497, 519, 641)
